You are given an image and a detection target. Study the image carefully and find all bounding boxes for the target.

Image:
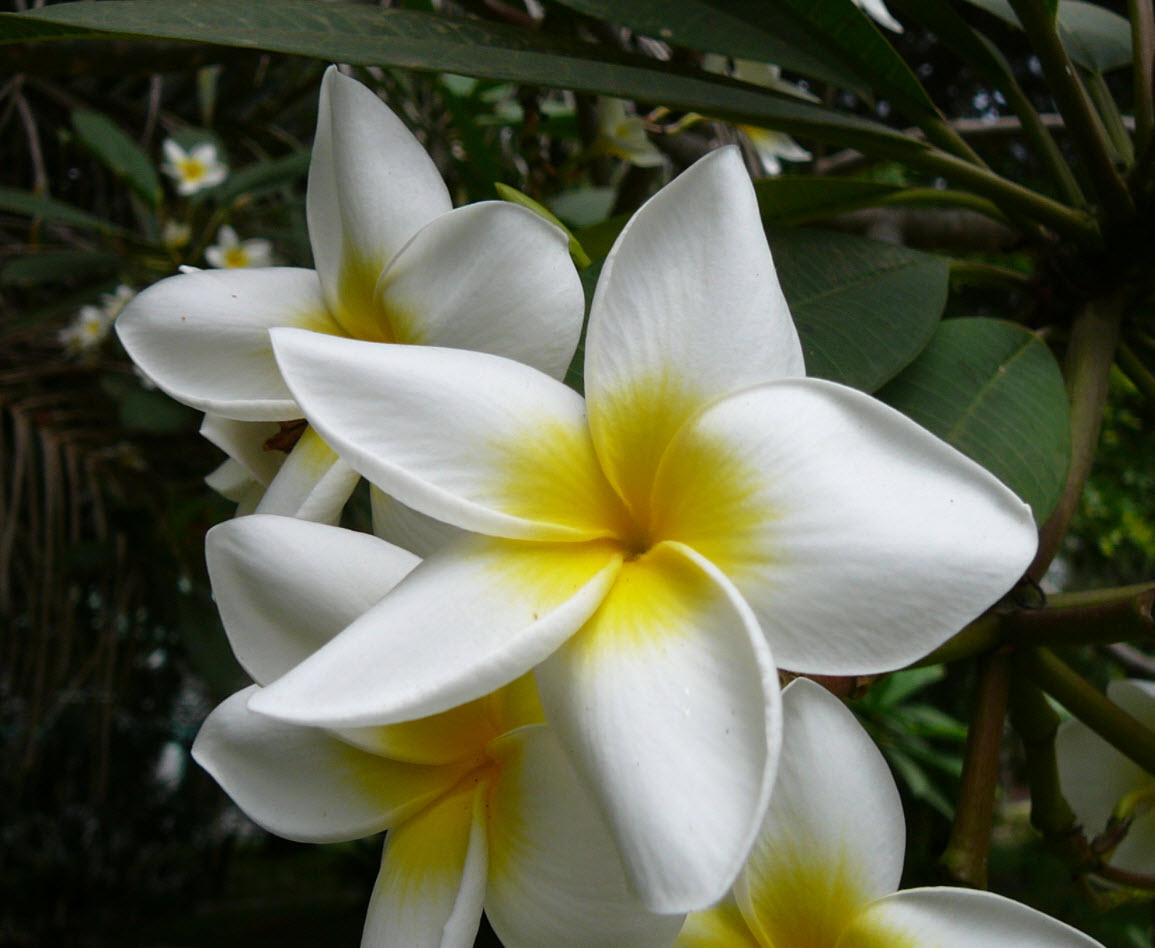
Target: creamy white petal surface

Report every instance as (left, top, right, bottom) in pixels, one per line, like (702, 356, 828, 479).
(252, 427, 359, 524)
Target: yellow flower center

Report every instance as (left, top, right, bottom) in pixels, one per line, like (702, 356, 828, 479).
(177, 158, 207, 184)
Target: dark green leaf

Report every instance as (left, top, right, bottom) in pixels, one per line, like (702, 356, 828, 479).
(72, 109, 162, 207)
(961, 0, 1132, 71)
(769, 227, 950, 391)
(755, 177, 905, 226)
(215, 152, 310, 206)
(0, 185, 131, 236)
(0, 251, 122, 286)
(0, 4, 930, 161)
(878, 317, 1071, 522)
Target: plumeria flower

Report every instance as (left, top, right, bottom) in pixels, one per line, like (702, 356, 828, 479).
(677, 678, 1104, 948)
(595, 98, 665, 168)
(205, 225, 274, 269)
(744, 127, 812, 177)
(161, 139, 228, 195)
(1057, 679, 1155, 876)
(194, 514, 682, 948)
(119, 67, 582, 524)
(256, 146, 1037, 911)
(858, 0, 904, 33)
(58, 304, 112, 355)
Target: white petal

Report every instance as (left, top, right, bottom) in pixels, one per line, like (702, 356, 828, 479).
(652, 378, 1038, 674)
(585, 146, 803, 516)
(486, 724, 685, 948)
(837, 888, 1105, 947)
(199, 415, 285, 486)
(250, 535, 622, 727)
(253, 426, 360, 524)
(116, 267, 340, 420)
(371, 485, 467, 557)
(1056, 680, 1155, 875)
(535, 541, 780, 913)
(855, 0, 904, 33)
(206, 516, 419, 686)
(377, 201, 583, 380)
(736, 679, 904, 946)
(362, 782, 488, 948)
(273, 330, 630, 541)
(674, 897, 762, 948)
(192, 687, 463, 843)
(204, 457, 259, 503)
(308, 67, 451, 333)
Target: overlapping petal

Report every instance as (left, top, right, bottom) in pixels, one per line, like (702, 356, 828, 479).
(371, 485, 467, 557)
(116, 267, 339, 420)
(362, 782, 488, 948)
(192, 688, 464, 843)
(272, 329, 630, 541)
(1057, 680, 1155, 874)
(836, 888, 1105, 948)
(252, 426, 360, 524)
(307, 67, 451, 338)
(250, 534, 622, 727)
(585, 146, 803, 516)
(536, 541, 780, 913)
(378, 201, 583, 379)
(200, 415, 284, 487)
(674, 897, 761, 948)
(206, 516, 419, 685)
(653, 378, 1037, 674)
(485, 724, 685, 948)
(736, 679, 904, 947)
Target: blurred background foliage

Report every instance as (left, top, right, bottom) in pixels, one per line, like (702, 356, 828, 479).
(1, 0, 1153, 945)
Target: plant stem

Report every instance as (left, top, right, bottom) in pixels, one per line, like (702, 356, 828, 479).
(1130, 0, 1155, 163)
(1030, 292, 1126, 580)
(949, 258, 1032, 290)
(1084, 70, 1134, 166)
(1003, 583, 1155, 646)
(1022, 647, 1155, 775)
(1006, 0, 1134, 222)
(941, 650, 1012, 888)
(923, 113, 991, 168)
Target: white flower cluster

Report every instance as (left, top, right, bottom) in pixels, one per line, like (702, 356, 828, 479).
(116, 68, 1107, 948)
(58, 284, 135, 355)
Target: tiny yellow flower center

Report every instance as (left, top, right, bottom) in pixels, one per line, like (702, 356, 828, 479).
(177, 158, 207, 184)
(223, 246, 251, 268)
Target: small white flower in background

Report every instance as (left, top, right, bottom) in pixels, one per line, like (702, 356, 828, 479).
(58, 304, 112, 354)
(744, 127, 813, 177)
(193, 515, 682, 948)
(676, 679, 1106, 948)
(58, 284, 136, 355)
(205, 226, 274, 269)
(161, 139, 228, 195)
(857, 0, 904, 33)
(595, 98, 665, 168)
(1057, 679, 1155, 876)
(161, 220, 192, 250)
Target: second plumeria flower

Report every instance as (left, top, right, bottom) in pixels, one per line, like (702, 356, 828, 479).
(119, 67, 583, 522)
(256, 147, 1038, 912)
(161, 139, 228, 195)
(205, 225, 274, 269)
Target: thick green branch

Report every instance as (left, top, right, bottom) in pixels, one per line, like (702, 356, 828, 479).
(1030, 292, 1126, 579)
(941, 650, 1011, 888)
(1003, 583, 1155, 647)
(1021, 647, 1155, 775)
(1007, 0, 1134, 221)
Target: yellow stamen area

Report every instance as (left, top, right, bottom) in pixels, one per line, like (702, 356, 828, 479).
(177, 158, 206, 183)
(677, 897, 762, 948)
(334, 246, 394, 342)
(742, 854, 871, 948)
(223, 246, 251, 268)
(490, 418, 634, 540)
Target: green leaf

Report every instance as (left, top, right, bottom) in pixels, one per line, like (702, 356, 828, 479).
(755, 177, 905, 226)
(961, 0, 1132, 72)
(0, 251, 122, 286)
(72, 109, 162, 208)
(878, 317, 1071, 522)
(494, 183, 592, 269)
(550, 0, 937, 116)
(769, 227, 950, 392)
(0, 185, 130, 236)
(214, 152, 309, 206)
(0, 3, 930, 162)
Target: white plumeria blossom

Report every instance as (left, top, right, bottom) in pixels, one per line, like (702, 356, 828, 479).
(1057, 679, 1155, 876)
(254, 146, 1037, 911)
(161, 139, 228, 195)
(857, 0, 904, 33)
(205, 225, 274, 269)
(596, 98, 665, 168)
(677, 679, 1106, 948)
(119, 67, 583, 524)
(58, 304, 112, 354)
(193, 515, 681, 948)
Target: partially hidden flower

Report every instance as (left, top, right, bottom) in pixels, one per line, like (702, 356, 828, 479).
(857, 0, 904, 33)
(161, 139, 228, 195)
(595, 98, 665, 168)
(677, 678, 1105, 948)
(119, 67, 582, 525)
(1057, 678, 1155, 876)
(256, 146, 1038, 911)
(58, 284, 135, 355)
(194, 514, 682, 948)
(205, 225, 274, 269)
